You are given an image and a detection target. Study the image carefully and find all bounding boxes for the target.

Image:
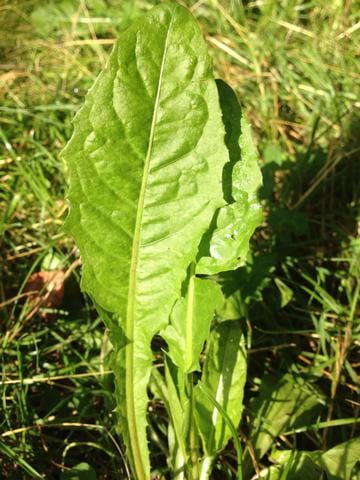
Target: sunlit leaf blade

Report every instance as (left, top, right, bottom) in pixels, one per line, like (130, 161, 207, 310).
(62, 4, 229, 477)
(197, 81, 262, 275)
(194, 321, 246, 457)
(162, 275, 223, 373)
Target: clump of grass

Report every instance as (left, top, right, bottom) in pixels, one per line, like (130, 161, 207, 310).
(1, 0, 359, 478)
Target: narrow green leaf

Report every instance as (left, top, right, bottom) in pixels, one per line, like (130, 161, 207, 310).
(63, 4, 229, 478)
(197, 81, 262, 275)
(282, 416, 360, 435)
(194, 321, 246, 458)
(162, 274, 223, 373)
(0, 440, 44, 479)
(151, 365, 188, 476)
(197, 382, 244, 480)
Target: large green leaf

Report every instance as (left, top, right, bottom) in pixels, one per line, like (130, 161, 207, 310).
(245, 371, 325, 474)
(258, 451, 321, 480)
(63, 4, 229, 478)
(316, 436, 360, 480)
(161, 274, 223, 374)
(194, 321, 246, 462)
(258, 437, 360, 480)
(197, 81, 262, 275)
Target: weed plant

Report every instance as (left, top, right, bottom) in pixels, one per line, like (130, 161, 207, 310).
(0, 1, 359, 478)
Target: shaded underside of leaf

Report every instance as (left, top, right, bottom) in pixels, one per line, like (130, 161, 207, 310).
(63, 3, 230, 477)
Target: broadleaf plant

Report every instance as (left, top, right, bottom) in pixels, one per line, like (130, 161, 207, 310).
(63, 3, 262, 479)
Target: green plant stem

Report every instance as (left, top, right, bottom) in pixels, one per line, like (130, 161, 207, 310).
(189, 378, 200, 480)
(183, 371, 200, 480)
(175, 449, 186, 480)
(124, 341, 146, 479)
(199, 456, 214, 480)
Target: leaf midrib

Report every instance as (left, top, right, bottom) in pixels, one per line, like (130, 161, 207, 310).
(125, 10, 175, 479)
(185, 266, 196, 371)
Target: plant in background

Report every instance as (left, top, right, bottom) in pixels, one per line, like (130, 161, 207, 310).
(63, 3, 262, 479)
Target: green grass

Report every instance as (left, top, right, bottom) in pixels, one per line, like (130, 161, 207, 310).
(1, 0, 359, 478)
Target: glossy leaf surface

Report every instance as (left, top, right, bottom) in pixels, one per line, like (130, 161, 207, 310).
(63, 4, 229, 477)
(197, 81, 262, 275)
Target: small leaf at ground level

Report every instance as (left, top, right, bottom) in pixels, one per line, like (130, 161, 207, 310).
(315, 436, 360, 480)
(274, 277, 293, 308)
(260, 450, 322, 480)
(60, 462, 97, 480)
(259, 437, 360, 480)
(247, 372, 324, 466)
